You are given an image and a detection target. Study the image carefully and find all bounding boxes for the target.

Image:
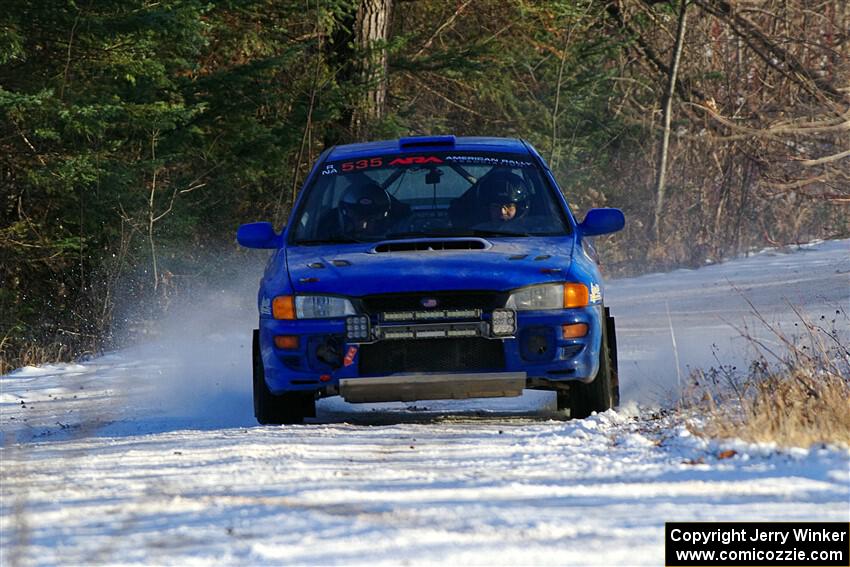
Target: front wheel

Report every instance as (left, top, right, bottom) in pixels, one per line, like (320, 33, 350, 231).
(563, 308, 619, 419)
(252, 330, 315, 425)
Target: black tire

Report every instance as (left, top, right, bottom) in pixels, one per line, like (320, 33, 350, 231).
(252, 330, 316, 425)
(605, 307, 621, 408)
(556, 389, 570, 412)
(566, 308, 619, 419)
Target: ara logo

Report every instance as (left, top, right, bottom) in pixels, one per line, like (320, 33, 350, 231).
(322, 164, 338, 175)
(589, 283, 602, 303)
(389, 156, 444, 166)
(260, 297, 272, 315)
(421, 298, 439, 308)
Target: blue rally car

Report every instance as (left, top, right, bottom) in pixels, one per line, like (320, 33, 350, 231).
(237, 136, 624, 424)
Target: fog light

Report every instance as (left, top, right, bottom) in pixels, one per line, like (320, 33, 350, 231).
(346, 315, 370, 341)
(562, 323, 588, 339)
(559, 345, 584, 359)
(491, 309, 516, 336)
(274, 335, 299, 349)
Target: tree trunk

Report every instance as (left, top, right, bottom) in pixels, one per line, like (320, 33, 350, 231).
(650, 0, 688, 243)
(324, 0, 392, 145)
(350, 0, 392, 141)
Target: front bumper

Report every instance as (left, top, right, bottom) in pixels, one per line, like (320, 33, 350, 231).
(259, 305, 603, 397)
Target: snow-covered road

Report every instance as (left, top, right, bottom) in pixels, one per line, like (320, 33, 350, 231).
(1, 240, 848, 565)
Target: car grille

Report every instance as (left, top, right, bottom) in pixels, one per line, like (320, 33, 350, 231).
(359, 338, 505, 375)
(359, 291, 507, 314)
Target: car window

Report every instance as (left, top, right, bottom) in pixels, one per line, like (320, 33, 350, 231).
(292, 152, 571, 243)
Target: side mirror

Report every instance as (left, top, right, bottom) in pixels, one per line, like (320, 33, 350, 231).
(578, 208, 625, 237)
(237, 222, 282, 249)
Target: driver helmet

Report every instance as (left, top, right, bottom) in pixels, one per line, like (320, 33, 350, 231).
(339, 182, 391, 228)
(480, 171, 530, 221)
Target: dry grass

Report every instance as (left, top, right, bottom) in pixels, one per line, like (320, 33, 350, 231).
(0, 340, 77, 376)
(685, 305, 850, 448)
(693, 368, 850, 447)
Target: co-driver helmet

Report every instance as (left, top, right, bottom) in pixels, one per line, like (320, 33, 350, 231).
(480, 171, 530, 218)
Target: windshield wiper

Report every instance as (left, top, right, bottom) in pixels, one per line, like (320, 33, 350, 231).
(294, 237, 364, 245)
(382, 231, 465, 239)
(384, 228, 531, 240)
(383, 229, 530, 240)
(468, 228, 530, 237)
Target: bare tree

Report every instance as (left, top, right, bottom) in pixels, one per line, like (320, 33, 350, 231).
(650, 0, 689, 242)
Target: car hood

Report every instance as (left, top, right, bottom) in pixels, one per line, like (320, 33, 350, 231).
(286, 237, 575, 296)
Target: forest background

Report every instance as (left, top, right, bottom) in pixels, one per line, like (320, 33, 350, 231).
(1, 0, 848, 372)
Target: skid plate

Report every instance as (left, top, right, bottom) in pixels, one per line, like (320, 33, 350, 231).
(339, 372, 526, 403)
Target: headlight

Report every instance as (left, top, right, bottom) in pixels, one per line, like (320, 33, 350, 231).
(505, 283, 589, 310)
(506, 284, 563, 310)
(294, 295, 356, 318)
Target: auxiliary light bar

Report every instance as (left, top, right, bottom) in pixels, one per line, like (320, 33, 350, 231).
(382, 309, 481, 322)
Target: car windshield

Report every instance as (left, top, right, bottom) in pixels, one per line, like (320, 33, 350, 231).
(291, 151, 571, 244)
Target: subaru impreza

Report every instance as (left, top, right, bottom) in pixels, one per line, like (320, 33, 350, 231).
(238, 136, 624, 424)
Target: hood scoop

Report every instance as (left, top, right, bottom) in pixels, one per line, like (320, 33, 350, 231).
(372, 238, 490, 253)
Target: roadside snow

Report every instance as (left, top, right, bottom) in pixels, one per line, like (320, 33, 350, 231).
(5, 363, 90, 378)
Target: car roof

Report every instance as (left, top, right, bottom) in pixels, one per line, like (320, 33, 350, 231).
(326, 136, 530, 161)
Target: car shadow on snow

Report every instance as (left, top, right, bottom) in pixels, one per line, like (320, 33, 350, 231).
(308, 390, 568, 426)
